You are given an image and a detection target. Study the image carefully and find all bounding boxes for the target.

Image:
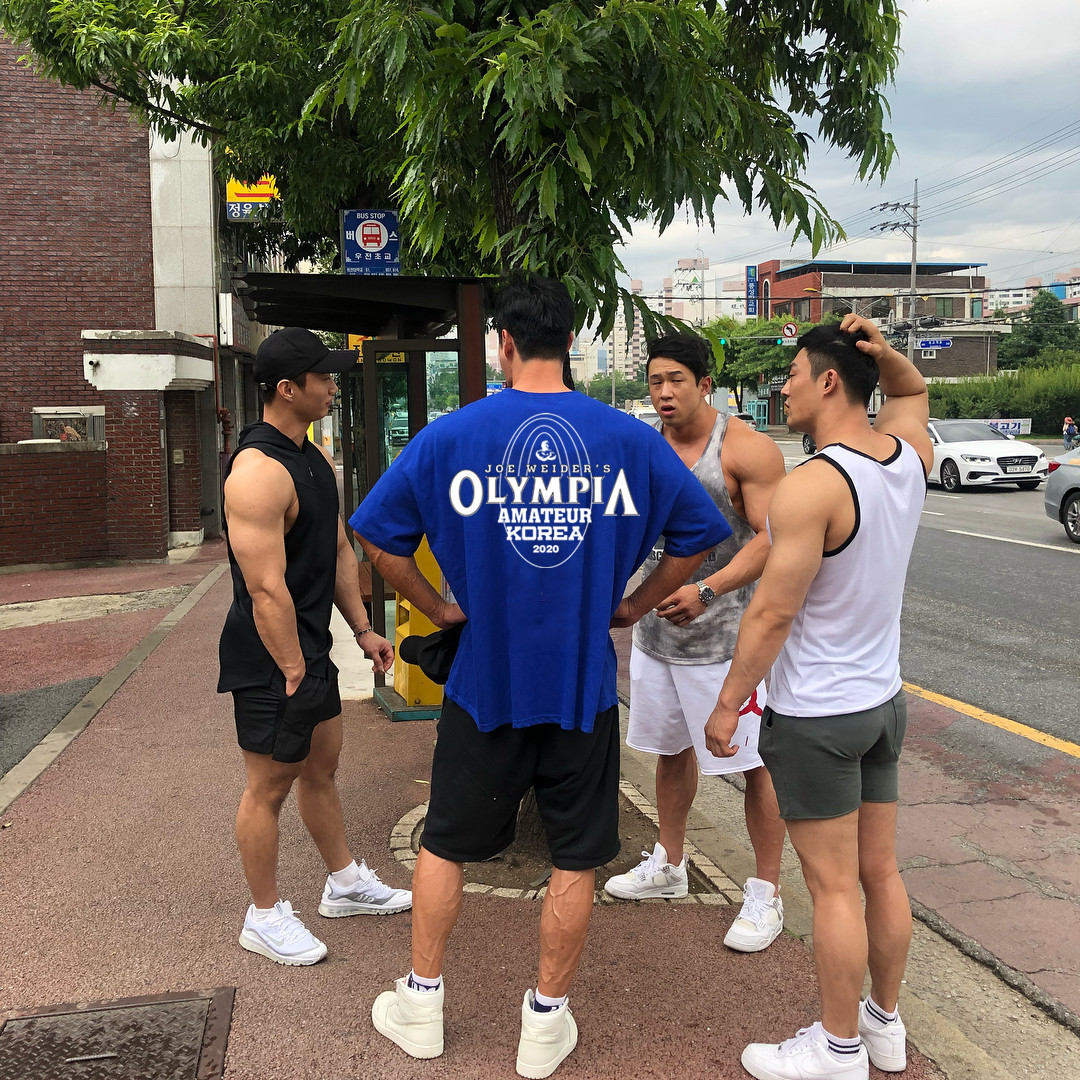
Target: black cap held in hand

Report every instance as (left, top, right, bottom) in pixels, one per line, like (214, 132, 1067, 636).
(398, 623, 464, 685)
(254, 327, 358, 389)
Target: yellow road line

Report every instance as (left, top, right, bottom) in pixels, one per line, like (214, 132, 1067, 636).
(903, 681, 1080, 759)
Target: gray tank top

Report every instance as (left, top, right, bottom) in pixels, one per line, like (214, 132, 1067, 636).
(633, 413, 757, 665)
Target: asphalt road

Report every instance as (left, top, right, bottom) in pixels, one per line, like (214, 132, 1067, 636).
(777, 437, 1079, 745)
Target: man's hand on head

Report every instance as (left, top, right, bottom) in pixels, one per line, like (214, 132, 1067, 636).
(839, 313, 889, 363)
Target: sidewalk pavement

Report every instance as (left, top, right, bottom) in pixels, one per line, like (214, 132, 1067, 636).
(0, 551, 1072, 1078)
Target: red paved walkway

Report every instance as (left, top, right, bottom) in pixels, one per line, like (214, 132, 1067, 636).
(0, 565, 942, 1078)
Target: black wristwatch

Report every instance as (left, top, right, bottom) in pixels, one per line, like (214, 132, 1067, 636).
(696, 581, 716, 606)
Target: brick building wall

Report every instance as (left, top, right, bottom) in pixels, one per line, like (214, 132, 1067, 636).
(0, 445, 109, 566)
(165, 390, 203, 534)
(918, 337, 998, 379)
(0, 40, 155, 444)
(103, 392, 169, 559)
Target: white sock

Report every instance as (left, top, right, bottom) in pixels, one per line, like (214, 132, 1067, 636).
(823, 1026, 862, 1061)
(330, 860, 361, 887)
(865, 995, 899, 1026)
(532, 989, 567, 1012)
(407, 970, 442, 993)
(250, 905, 277, 922)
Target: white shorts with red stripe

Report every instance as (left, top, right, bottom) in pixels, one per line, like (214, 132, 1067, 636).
(627, 645, 766, 776)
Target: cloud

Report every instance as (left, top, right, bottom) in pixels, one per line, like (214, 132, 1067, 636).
(619, 0, 1080, 297)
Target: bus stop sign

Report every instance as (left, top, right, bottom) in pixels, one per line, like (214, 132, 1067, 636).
(342, 210, 401, 275)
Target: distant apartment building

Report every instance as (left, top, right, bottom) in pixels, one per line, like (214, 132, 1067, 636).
(568, 337, 609, 385)
(654, 259, 748, 324)
(986, 270, 1080, 314)
(606, 279, 645, 378)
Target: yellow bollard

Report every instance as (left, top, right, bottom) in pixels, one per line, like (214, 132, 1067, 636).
(392, 537, 445, 707)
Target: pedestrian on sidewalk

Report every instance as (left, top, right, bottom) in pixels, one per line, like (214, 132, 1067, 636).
(704, 316, 932, 1080)
(602, 331, 789, 955)
(351, 274, 730, 1078)
(218, 327, 410, 968)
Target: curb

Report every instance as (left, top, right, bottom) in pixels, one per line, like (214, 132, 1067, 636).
(0, 563, 229, 815)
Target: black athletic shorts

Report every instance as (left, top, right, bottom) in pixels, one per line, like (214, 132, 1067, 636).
(421, 697, 621, 872)
(232, 664, 341, 764)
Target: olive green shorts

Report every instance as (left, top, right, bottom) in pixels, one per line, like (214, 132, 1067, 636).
(759, 689, 907, 821)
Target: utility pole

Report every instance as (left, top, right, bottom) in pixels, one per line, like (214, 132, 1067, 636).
(873, 179, 920, 362)
(696, 244, 706, 328)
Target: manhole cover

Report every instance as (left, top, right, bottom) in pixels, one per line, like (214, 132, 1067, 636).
(0, 988, 234, 1080)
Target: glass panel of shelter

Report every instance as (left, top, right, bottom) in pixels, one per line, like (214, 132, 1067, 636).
(342, 343, 461, 688)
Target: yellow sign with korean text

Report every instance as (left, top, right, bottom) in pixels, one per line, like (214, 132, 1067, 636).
(226, 175, 279, 221)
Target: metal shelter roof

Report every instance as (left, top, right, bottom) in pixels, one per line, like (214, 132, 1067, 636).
(230, 272, 490, 337)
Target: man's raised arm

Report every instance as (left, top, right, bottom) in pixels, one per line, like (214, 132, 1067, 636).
(841, 313, 933, 473)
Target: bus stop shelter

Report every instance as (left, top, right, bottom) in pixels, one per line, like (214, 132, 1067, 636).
(231, 272, 491, 712)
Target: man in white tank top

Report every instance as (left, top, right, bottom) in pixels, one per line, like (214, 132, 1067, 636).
(704, 315, 933, 1080)
(602, 333, 791, 955)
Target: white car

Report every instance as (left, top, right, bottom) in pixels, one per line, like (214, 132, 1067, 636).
(927, 419, 1048, 492)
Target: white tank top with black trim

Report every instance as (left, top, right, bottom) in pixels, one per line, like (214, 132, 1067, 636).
(767, 436, 926, 717)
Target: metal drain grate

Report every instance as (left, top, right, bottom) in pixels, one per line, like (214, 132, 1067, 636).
(0, 988, 234, 1080)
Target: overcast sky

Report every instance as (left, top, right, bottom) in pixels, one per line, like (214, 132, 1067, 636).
(618, 0, 1080, 297)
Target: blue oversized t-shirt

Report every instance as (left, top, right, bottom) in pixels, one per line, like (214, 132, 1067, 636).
(349, 389, 731, 732)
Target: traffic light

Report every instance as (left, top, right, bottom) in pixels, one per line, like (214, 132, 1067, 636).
(719, 337, 727, 345)
(776, 337, 783, 345)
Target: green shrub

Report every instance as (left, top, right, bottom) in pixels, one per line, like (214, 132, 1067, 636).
(927, 363, 1080, 435)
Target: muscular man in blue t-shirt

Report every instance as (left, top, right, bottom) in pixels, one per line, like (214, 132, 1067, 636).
(352, 274, 729, 1078)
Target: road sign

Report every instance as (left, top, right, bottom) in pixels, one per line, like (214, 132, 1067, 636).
(917, 338, 952, 349)
(781, 322, 799, 339)
(342, 210, 400, 275)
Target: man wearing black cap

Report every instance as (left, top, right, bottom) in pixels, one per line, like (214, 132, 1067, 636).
(218, 327, 411, 967)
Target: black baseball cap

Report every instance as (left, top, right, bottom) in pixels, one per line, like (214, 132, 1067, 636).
(398, 623, 465, 685)
(254, 327, 358, 389)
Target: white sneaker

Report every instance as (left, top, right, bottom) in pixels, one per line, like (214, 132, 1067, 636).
(238, 900, 327, 966)
(859, 999, 907, 1072)
(516, 990, 578, 1079)
(318, 860, 412, 917)
(602, 842, 688, 900)
(724, 877, 784, 952)
(742, 1023, 868, 1080)
(371, 976, 444, 1059)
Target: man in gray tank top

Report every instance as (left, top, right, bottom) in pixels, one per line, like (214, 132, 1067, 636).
(602, 332, 789, 954)
(705, 317, 933, 1080)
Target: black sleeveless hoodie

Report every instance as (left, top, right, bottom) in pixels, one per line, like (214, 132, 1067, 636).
(217, 421, 339, 692)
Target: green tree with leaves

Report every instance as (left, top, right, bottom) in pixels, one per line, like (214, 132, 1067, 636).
(707, 314, 819, 407)
(586, 372, 645, 406)
(2, 0, 900, 335)
(998, 290, 1080, 368)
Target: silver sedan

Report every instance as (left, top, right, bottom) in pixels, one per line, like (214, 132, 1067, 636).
(1044, 452, 1080, 544)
